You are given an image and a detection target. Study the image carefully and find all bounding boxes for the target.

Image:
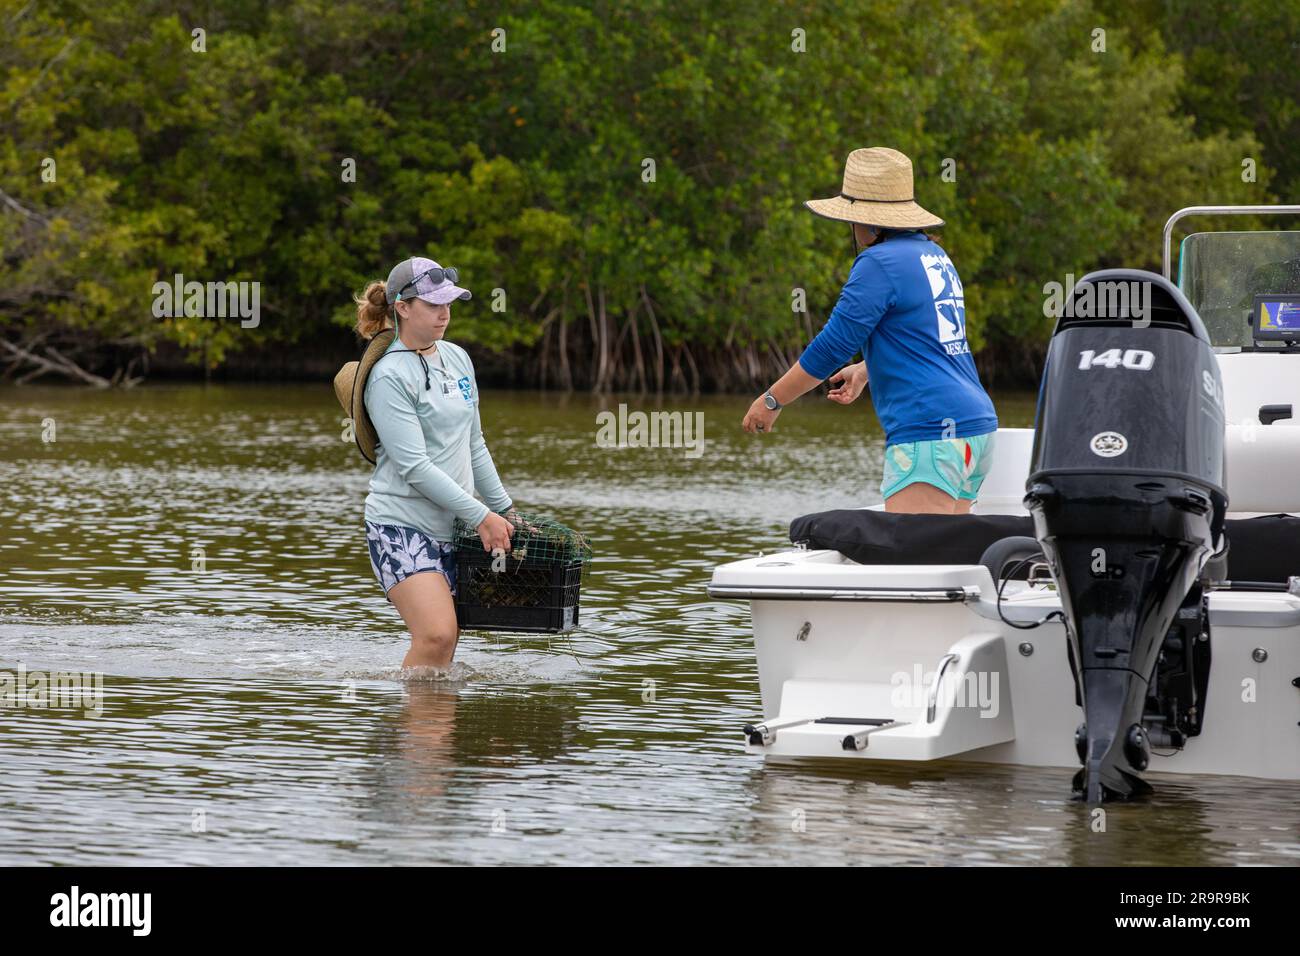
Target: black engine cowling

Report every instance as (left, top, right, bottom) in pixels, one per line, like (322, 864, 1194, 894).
(1024, 269, 1227, 803)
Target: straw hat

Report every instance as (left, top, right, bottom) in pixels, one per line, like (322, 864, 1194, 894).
(333, 328, 396, 464)
(804, 147, 944, 229)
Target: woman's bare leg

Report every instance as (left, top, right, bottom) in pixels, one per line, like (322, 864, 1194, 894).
(387, 571, 460, 669)
(884, 481, 959, 514)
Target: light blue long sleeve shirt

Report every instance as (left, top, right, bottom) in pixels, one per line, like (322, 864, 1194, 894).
(362, 336, 511, 542)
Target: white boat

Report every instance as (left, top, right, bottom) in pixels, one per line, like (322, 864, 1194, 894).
(710, 205, 1300, 801)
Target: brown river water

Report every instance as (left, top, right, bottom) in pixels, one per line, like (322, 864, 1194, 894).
(0, 384, 1295, 865)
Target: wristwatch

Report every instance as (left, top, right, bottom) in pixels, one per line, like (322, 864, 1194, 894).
(763, 389, 782, 411)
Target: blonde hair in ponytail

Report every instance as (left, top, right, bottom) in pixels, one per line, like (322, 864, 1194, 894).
(353, 280, 394, 340)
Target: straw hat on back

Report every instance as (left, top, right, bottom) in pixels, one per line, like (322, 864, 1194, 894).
(333, 328, 395, 465)
(804, 147, 944, 229)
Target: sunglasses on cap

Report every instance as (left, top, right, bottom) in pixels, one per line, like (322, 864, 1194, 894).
(393, 265, 459, 301)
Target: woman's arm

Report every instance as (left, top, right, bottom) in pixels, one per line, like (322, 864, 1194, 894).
(768, 361, 824, 405)
(367, 373, 490, 528)
(742, 255, 893, 433)
(469, 406, 512, 514)
(741, 361, 823, 432)
(797, 254, 894, 381)
(462, 353, 512, 513)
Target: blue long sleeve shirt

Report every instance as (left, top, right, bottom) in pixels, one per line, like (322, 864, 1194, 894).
(798, 231, 998, 445)
(363, 337, 512, 541)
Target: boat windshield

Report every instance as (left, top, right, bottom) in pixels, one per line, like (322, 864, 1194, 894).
(1178, 230, 1300, 348)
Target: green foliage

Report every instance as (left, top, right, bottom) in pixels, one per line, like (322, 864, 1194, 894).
(0, 0, 1289, 386)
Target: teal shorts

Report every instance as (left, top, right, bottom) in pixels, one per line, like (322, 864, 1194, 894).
(881, 432, 997, 502)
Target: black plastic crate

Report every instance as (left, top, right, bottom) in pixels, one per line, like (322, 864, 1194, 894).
(454, 548, 584, 634)
(451, 512, 590, 634)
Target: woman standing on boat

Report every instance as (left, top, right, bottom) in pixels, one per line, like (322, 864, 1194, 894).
(742, 147, 998, 514)
(345, 257, 515, 672)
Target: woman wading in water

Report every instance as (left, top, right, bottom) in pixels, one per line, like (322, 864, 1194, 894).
(343, 258, 515, 673)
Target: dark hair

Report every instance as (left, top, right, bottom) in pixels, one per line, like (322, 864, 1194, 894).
(851, 225, 943, 255)
(885, 227, 941, 241)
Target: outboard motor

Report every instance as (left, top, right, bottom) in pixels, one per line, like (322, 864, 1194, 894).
(1025, 270, 1226, 803)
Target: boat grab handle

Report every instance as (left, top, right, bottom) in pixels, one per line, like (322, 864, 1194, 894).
(927, 654, 961, 724)
(708, 585, 980, 603)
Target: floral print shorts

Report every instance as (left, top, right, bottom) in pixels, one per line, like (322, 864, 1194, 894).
(880, 432, 996, 502)
(365, 521, 457, 601)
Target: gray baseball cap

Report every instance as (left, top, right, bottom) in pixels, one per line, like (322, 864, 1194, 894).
(385, 257, 471, 306)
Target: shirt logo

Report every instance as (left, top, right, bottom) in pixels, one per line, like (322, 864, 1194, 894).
(921, 252, 967, 348)
(457, 375, 473, 403)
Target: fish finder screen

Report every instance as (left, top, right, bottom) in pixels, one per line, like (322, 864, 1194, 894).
(1252, 296, 1300, 342)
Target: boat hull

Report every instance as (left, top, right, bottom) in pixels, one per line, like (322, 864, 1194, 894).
(713, 548, 1300, 780)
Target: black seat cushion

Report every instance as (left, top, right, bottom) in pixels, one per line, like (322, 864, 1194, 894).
(1219, 514, 1300, 582)
(789, 510, 1300, 583)
(789, 511, 1035, 567)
